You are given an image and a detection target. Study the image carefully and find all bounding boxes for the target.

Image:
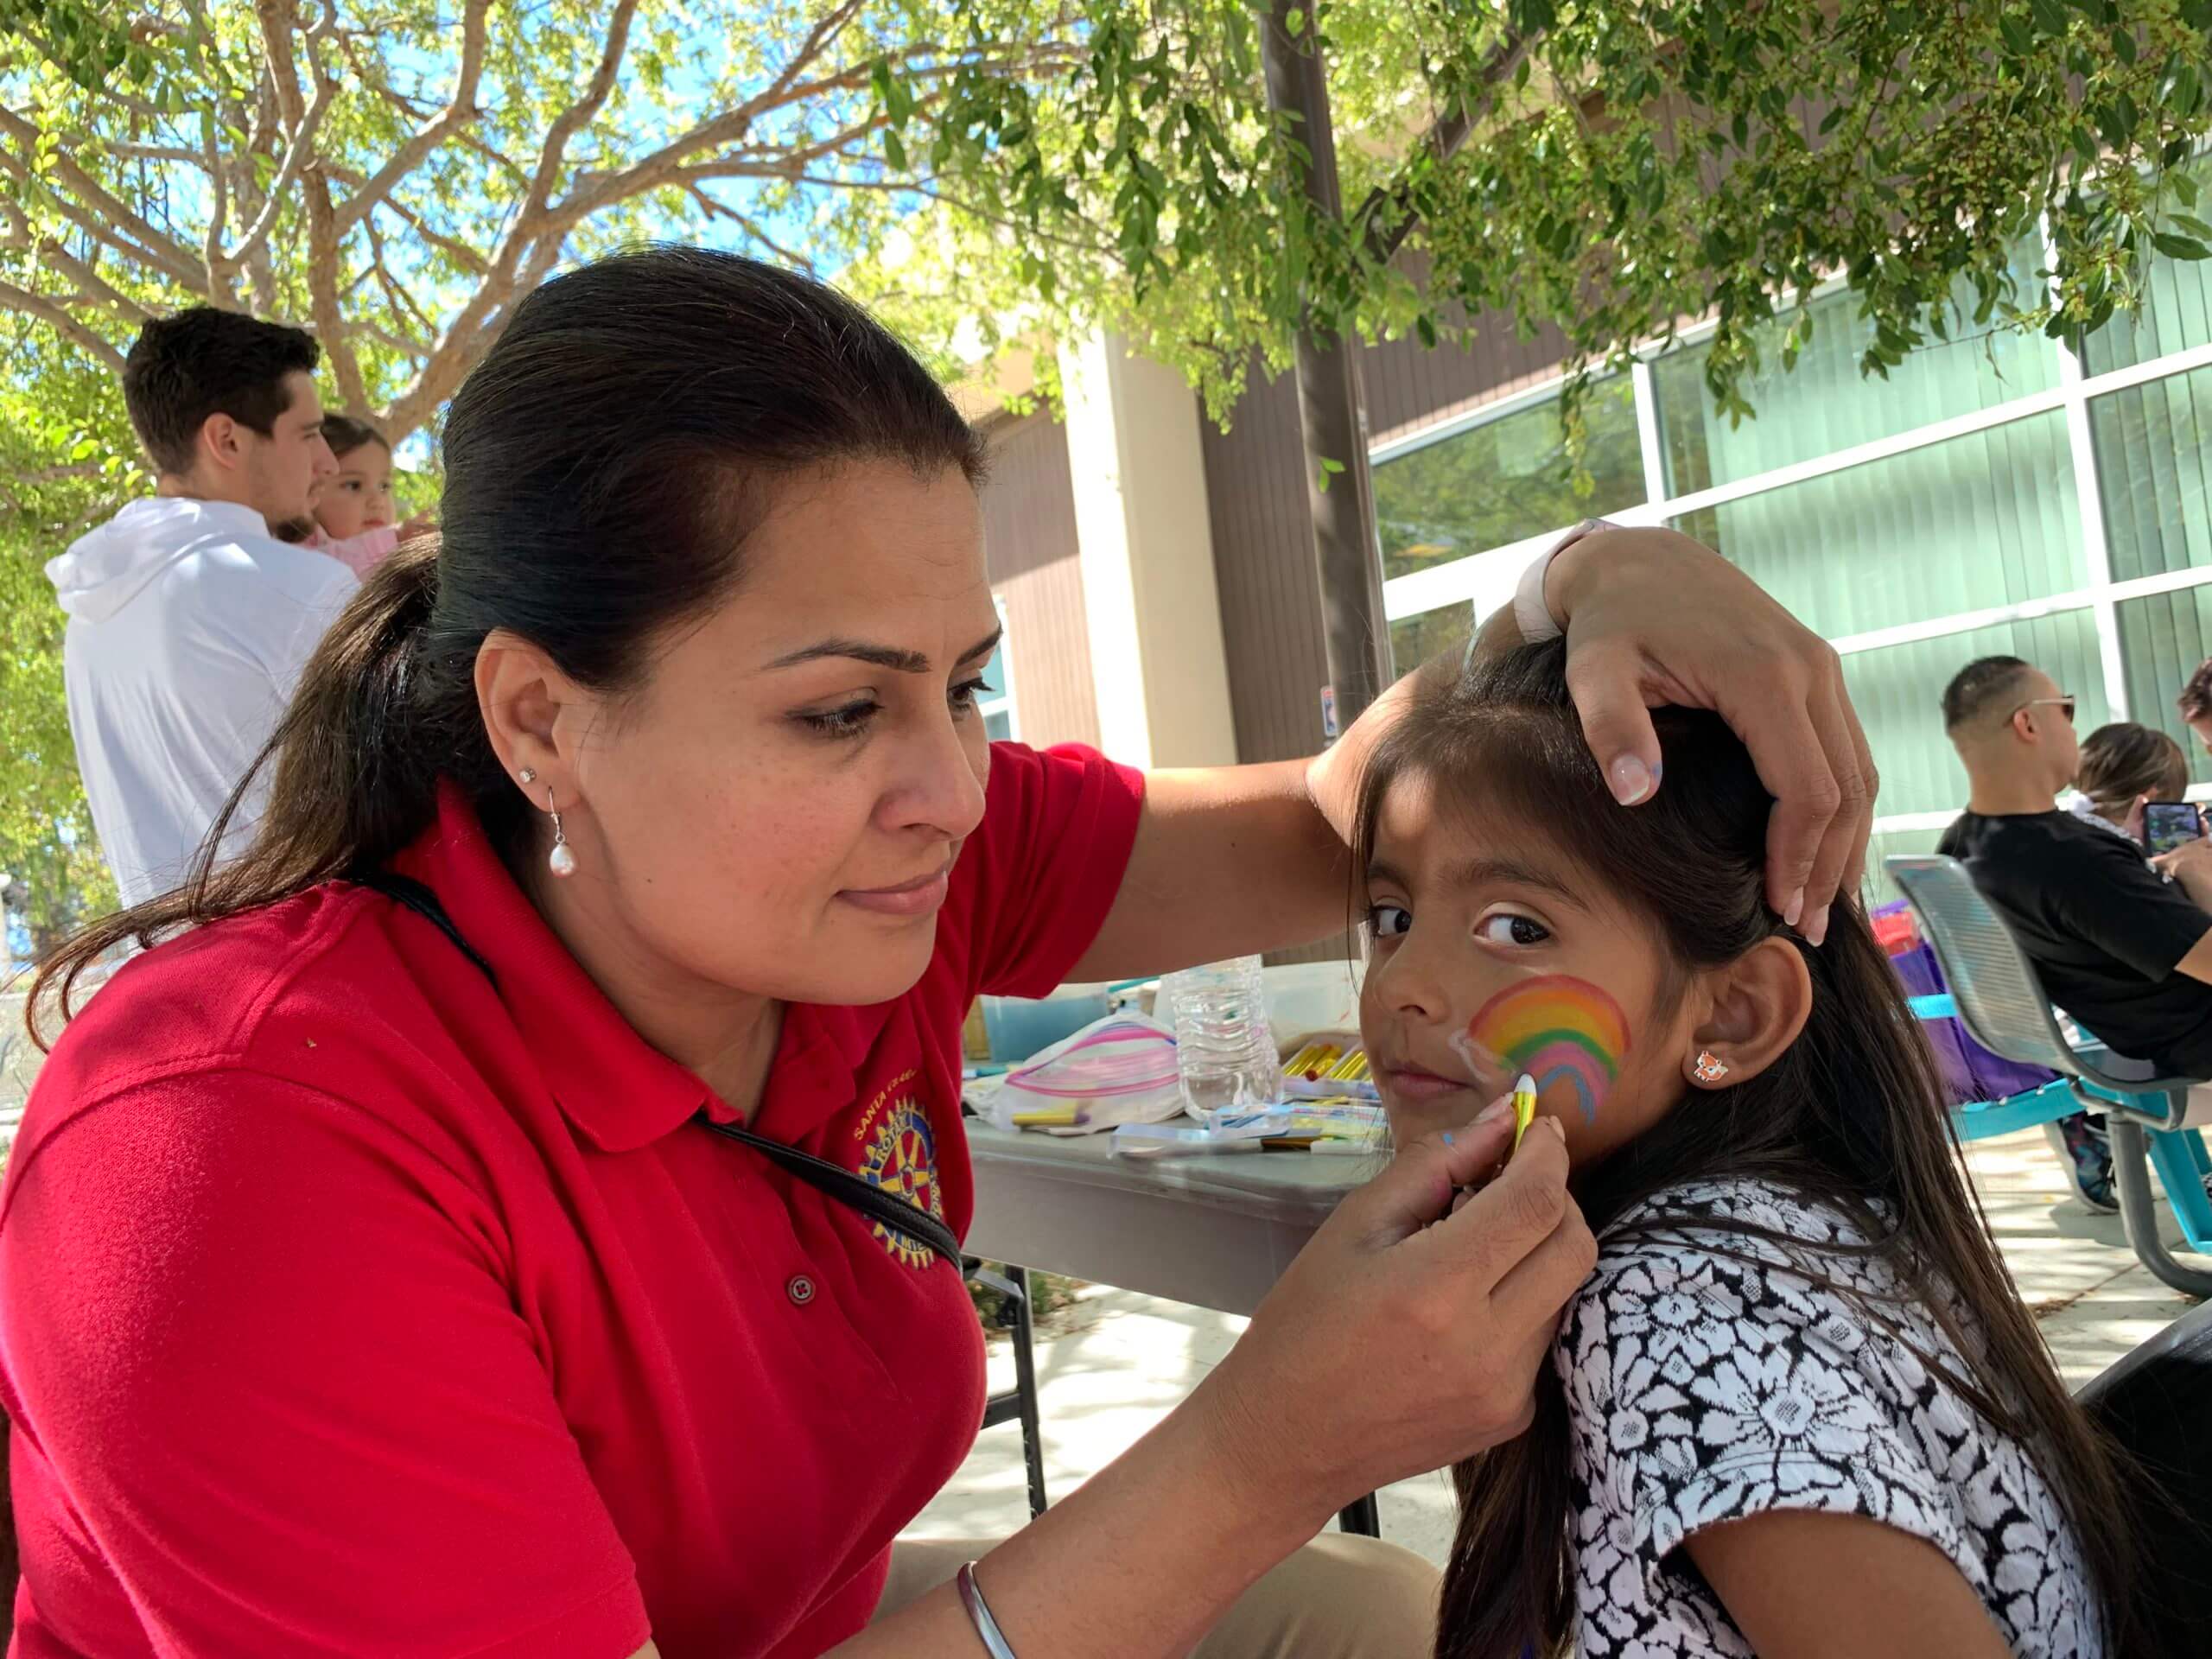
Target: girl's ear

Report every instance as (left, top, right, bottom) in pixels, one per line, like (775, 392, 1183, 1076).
(1682, 936, 1811, 1090)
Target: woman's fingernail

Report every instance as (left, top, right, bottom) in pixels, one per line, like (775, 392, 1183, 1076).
(1475, 1097, 1513, 1127)
(1541, 1116, 1567, 1141)
(1608, 754, 1656, 805)
(1805, 904, 1830, 946)
(1783, 887, 1805, 927)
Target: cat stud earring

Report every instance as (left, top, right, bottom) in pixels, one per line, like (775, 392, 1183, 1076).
(1693, 1050, 1731, 1084)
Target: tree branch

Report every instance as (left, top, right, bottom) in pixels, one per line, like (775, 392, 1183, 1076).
(1358, 29, 1532, 266)
(683, 183, 820, 274)
(334, 0, 489, 235)
(198, 108, 232, 298)
(381, 0, 639, 441)
(0, 282, 124, 370)
(252, 0, 370, 407)
(104, 142, 209, 167)
(362, 213, 437, 346)
(13, 228, 153, 325)
(0, 110, 208, 294)
(227, 16, 343, 277)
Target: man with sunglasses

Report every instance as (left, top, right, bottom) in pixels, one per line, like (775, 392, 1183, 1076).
(1938, 658, 2212, 1199)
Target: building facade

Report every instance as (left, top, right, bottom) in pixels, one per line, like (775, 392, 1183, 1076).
(975, 189, 2212, 900)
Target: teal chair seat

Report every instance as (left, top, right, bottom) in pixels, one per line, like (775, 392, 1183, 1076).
(1891, 856, 2212, 1298)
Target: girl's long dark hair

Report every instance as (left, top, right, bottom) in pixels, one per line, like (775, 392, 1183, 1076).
(29, 246, 985, 1044)
(1355, 641, 2148, 1659)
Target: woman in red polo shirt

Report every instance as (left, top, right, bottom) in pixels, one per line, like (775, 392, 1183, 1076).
(1, 249, 1872, 1659)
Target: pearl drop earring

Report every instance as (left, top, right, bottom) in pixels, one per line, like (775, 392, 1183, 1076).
(545, 786, 575, 878)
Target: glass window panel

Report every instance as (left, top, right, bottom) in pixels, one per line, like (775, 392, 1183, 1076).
(2089, 361, 2212, 582)
(2079, 156, 2212, 376)
(984, 708, 1014, 743)
(1373, 377, 1644, 581)
(1655, 241, 2059, 496)
(1669, 410, 2082, 639)
(1388, 602, 1477, 677)
(2116, 587, 2212, 787)
(1865, 824, 1952, 907)
(1838, 609, 2107, 819)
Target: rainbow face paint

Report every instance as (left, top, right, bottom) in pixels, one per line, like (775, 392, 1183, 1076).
(1465, 975, 1630, 1124)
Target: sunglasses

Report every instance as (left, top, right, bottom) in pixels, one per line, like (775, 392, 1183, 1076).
(2008, 695, 2077, 725)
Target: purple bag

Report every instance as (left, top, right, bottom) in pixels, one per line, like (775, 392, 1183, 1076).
(1873, 899, 2060, 1104)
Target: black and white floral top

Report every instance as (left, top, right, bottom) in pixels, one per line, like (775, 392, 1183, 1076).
(1558, 1179, 2101, 1657)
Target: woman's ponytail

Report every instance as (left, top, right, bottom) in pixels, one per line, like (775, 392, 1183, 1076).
(28, 537, 459, 1046)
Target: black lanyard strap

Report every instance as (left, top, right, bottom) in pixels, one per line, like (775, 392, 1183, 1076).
(351, 869, 959, 1269)
(354, 870, 500, 985)
(693, 1113, 960, 1265)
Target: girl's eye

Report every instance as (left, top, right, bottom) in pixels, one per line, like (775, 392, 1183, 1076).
(798, 700, 880, 740)
(1366, 904, 1413, 939)
(1475, 912, 1551, 947)
(949, 676, 991, 715)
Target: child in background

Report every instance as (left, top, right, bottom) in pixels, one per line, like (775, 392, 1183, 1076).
(1355, 639, 2143, 1658)
(298, 415, 429, 579)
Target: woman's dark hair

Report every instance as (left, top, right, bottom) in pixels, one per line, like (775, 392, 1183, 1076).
(1353, 641, 2148, 1659)
(321, 413, 390, 460)
(34, 246, 987, 1039)
(2077, 721, 2189, 812)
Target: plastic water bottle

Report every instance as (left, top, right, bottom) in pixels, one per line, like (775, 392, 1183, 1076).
(1161, 956, 1283, 1116)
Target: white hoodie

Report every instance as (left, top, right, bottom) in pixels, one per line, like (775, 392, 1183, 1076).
(47, 499, 359, 906)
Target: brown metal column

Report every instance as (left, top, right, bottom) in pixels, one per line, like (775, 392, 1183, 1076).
(1259, 0, 1392, 734)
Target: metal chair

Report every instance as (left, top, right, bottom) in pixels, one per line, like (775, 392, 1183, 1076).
(963, 1260, 1048, 1519)
(1889, 855, 2212, 1299)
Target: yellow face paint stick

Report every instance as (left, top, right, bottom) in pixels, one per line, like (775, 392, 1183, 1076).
(1510, 1071, 1539, 1149)
(1012, 1108, 1081, 1128)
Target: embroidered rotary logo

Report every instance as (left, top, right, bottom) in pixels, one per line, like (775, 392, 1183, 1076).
(857, 1096, 944, 1268)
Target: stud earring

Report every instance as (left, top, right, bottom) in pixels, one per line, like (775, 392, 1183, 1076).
(544, 786, 575, 878)
(518, 766, 537, 786)
(1693, 1050, 1730, 1084)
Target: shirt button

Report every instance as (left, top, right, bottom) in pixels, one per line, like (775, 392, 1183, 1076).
(785, 1274, 817, 1306)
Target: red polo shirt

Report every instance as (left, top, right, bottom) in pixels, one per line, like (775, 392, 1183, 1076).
(0, 742, 1143, 1658)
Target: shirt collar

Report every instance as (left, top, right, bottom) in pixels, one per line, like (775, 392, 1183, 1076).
(395, 782, 715, 1154)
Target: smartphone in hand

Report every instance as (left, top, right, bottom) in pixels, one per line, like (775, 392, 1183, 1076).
(2141, 800, 2203, 855)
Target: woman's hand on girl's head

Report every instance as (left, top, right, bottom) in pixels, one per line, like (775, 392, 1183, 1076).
(1194, 1107, 1596, 1523)
(1527, 525, 1878, 947)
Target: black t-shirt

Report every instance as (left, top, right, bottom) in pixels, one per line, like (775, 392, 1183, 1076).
(1936, 809, 2212, 1078)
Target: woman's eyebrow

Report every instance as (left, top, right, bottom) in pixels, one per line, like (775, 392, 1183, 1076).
(766, 627, 1001, 675)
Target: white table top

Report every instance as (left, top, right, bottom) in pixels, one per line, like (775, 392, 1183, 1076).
(960, 1115, 1379, 1315)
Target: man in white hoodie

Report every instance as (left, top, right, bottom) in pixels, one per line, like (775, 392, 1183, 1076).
(48, 308, 357, 906)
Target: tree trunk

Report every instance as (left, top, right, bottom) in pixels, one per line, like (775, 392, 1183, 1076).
(1259, 0, 1392, 736)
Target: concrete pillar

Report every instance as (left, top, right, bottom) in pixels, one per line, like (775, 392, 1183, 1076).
(1057, 332, 1240, 770)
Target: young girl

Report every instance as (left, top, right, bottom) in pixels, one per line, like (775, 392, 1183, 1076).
(299, 415, 429, 578)
(1355, 640, 2143, 1659)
